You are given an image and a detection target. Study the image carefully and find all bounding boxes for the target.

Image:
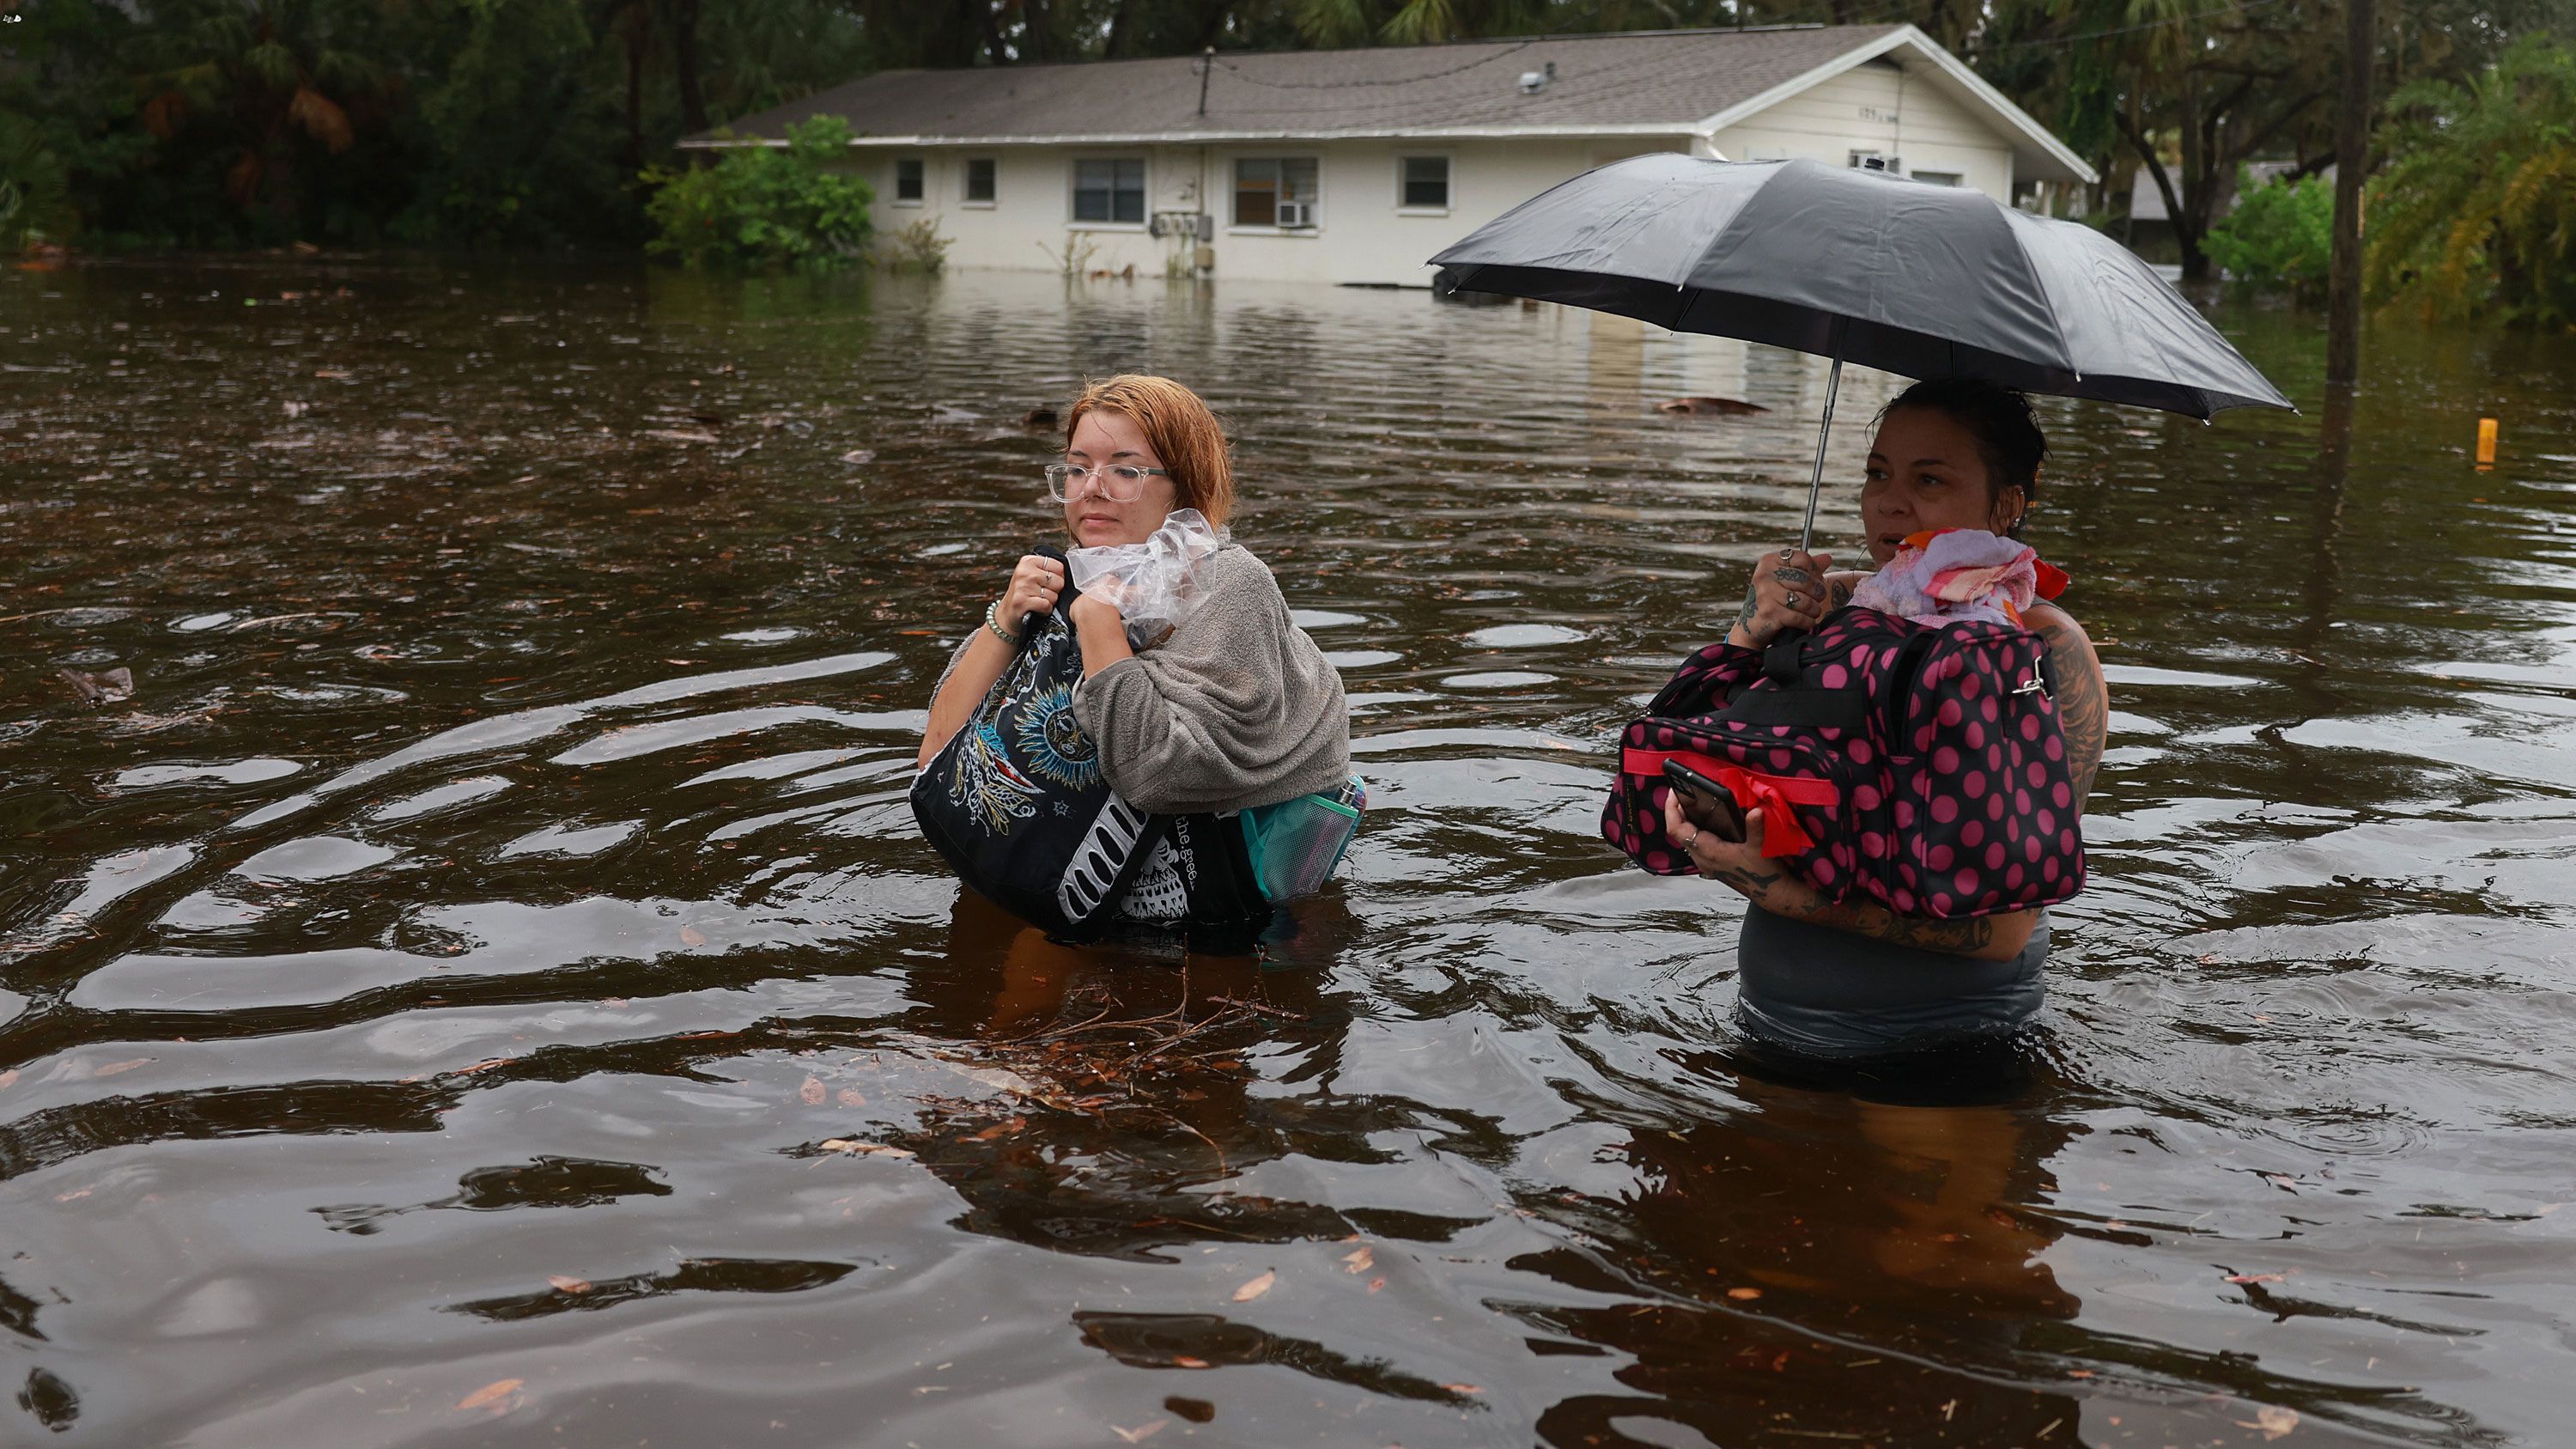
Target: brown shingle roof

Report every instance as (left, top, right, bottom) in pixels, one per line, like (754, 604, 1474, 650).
(691, 26, 1907, 145)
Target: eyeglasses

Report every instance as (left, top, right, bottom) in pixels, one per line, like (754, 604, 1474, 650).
(1044, 462, 1170, 504)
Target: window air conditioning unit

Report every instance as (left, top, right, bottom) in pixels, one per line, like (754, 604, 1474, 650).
(1276, 200, 1315, 229)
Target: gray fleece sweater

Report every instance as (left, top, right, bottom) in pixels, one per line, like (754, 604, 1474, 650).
(1072, 543, 1349, 814)
(929, 543, 1351, 817)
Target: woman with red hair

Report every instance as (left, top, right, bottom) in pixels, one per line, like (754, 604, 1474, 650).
(918, 375, 1350, 928)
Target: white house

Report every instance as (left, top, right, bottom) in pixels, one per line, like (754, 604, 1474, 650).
(685, 24, 2097, 286)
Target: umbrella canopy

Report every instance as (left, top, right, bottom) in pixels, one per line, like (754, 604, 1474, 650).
(1430, 154, 2293, 420)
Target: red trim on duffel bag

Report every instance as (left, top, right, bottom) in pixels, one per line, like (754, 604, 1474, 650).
(1620, 747, 1838, 858)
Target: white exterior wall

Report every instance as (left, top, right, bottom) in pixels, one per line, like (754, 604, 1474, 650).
(1712, 61, 2014, 201)
(841, 136, 1688, 286)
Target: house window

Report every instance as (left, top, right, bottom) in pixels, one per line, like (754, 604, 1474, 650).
(1235, 157, 1319, 228)
(1072, 158, 1145, 224)
(895, 157, 924, 204)
(1912, 169, 1963, 187)
(1399, 155, 1449, 210)
(1848, 150, 1898, 174)
(963, 156, 997, 204)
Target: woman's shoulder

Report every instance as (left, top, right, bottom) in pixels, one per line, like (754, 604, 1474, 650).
(1200, 539, 1271, 581)
(2022, 598, 2088, 640)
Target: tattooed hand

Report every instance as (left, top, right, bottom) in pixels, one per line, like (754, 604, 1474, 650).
(1726, 547, 1837, 648)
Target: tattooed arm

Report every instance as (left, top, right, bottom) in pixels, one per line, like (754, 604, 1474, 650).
(1662, 793, 2038, 962)
(2021, 601, 2106, 812)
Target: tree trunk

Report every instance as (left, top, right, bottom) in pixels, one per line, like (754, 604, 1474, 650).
(2176, 76, 2210, 280)
(621, 19, 646, 174)
(669, 0, 708, 135)
(972, 0, 1011, 65)
(2325, 0, 2374, 386)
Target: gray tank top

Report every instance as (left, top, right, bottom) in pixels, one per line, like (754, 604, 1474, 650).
(1734, 904, 2048, 1058)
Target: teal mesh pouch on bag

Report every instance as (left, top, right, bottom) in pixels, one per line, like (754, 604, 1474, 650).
(1240, 776, 1364, 901)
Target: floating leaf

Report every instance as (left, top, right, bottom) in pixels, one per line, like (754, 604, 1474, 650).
(678, 925, 708, 947)
(799, 1076, 826, 1105)
(817, 1139, 914, 1158)
(456, 1379, 522, 1411)
(2226, 1272, 2287, 1285)
(1230, 1270, 1274, 1302)
(1366, 1276, 1384, 1294)
(836, 1087, 866, 1107)
(1109, 1420, 1166, 1443)
(547, 1275, 592, 1294)
(1443, 1383, 1483, 1394)
(1172, 1355, 1210, 1369)
(1341, 1245, 1375, 1274)
(2252, 1405, 2299, 1440)
(93, 1059, 152, 1077)
(1726, 1287, 1763, 1300)
(969, 1116, 1028, 1142)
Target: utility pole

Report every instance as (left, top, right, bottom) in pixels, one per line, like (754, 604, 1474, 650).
(2325, 0, 2374, 387)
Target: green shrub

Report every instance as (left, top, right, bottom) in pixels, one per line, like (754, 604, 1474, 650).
(642, 114, 872, 271)
(2203, 167, 2332, 295)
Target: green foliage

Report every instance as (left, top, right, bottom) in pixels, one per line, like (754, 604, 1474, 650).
(642, 115, 872, 271)
(2203, 167, 2334, 294)
(402, 0, 628, 247)
(2368, 38, 2576, 329)
(0, 110, 78, 248)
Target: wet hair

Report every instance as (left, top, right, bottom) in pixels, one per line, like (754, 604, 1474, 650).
(1064, 374, 1236, 528)
(1877, 377, 2047, 539)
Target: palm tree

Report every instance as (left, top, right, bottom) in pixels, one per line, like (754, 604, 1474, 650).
(2366, 38, 2576, 329)
(135, 0, 394, 222)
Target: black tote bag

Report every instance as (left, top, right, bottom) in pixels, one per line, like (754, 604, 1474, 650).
(909, 549, 1265, 941)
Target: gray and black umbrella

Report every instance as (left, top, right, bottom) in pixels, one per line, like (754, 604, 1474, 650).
(1429, 154, 2294, 548)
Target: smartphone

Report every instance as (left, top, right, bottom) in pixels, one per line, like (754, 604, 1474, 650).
(1661, 759, 1747, 843)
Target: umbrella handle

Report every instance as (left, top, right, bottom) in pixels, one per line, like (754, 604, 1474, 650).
(1798, 322, 1849, 557)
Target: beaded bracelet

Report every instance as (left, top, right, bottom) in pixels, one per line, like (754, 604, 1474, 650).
(984, 599, 1020, 646)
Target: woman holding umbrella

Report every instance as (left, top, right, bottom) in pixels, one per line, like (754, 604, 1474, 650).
(1662, 377, 2107, 1056)
(1433, 154, 2288, 1056)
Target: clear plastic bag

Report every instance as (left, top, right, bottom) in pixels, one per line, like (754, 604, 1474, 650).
(1065, 508, 1229, 651)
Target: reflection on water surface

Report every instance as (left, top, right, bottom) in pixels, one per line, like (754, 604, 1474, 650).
(4, 260, 2574, 1446)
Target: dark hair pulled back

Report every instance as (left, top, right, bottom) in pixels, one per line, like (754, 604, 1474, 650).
(1877, 378, 2048, 539)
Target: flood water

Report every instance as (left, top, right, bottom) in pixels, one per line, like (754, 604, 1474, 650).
(5, 258, 2573, 1448)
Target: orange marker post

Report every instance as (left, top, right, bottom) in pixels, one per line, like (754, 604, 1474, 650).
(2476, 417, 2499, 467)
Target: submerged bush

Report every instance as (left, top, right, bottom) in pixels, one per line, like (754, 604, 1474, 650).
(2204, 167, 2332, 295)
(878, 216, 952, 274)
(643, 114, 872, 271)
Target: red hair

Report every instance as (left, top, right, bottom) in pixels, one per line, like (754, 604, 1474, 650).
(1064, 374, 1236, 528)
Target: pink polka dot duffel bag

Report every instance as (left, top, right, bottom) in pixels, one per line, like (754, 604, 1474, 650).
(1600, 608, 2086, 920)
